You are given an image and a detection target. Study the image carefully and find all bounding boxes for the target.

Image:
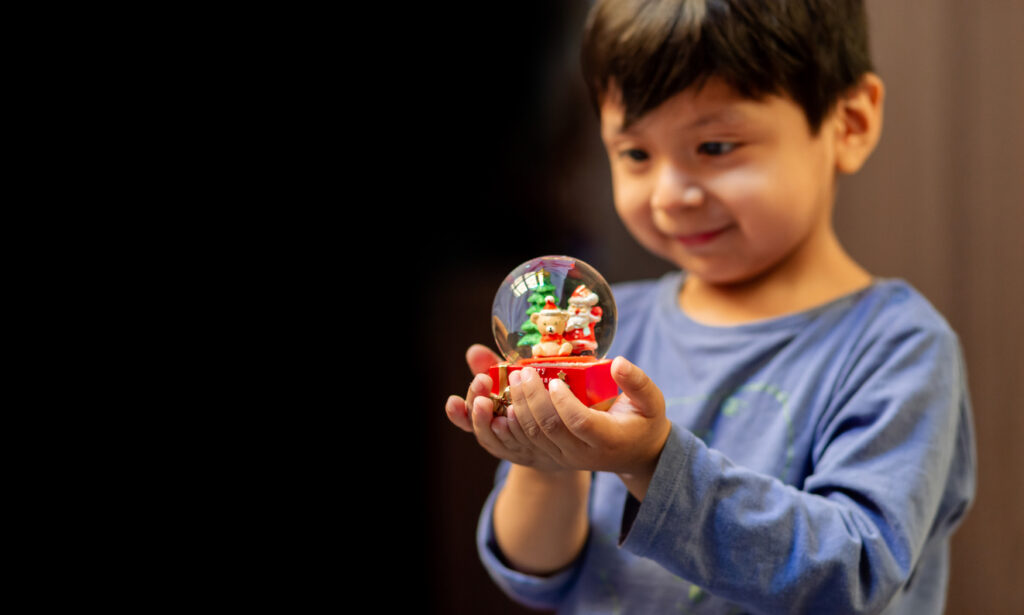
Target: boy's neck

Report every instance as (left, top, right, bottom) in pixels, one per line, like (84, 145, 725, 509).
(678, 229, 872, 326)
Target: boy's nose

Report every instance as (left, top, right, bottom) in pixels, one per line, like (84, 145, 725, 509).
(651, 164, 704, 210)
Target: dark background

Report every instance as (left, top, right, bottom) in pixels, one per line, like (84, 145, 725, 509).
(401, 2, 1024, 613)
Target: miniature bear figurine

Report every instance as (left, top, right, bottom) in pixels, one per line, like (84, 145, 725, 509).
(530, 296, 574, 358)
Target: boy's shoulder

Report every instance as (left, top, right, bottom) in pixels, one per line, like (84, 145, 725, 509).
(609, 272, 958, 344)
(839, 280, 965, 388)
(610, 271, 681, 314)
(850, 278, 958, 343)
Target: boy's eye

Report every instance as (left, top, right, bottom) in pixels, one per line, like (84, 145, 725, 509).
(620, 148, 649, 162)
(697, 142, 737, 156)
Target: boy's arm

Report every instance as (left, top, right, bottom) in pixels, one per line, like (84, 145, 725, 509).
(475, 462, 589, 611)
(465, 374, 591, 576)
(445, 345, 592, 608)
(492, 465, 590, 575)
(618, 324, 975, 615)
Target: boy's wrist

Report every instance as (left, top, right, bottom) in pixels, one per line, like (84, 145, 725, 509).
(510, 463, 586, 485)
(617, 462, 658, 502)
(617, 425, 671, 501)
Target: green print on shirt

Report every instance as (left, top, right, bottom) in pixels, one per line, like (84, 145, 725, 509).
(666, 382, 796, 480)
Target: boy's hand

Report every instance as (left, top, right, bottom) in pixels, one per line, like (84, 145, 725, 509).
(444, 344, 500, 433)
(507, 357, 671, 499)
(444, 344, 565, 472)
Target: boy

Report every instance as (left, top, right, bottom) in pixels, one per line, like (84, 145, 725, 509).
(444, 1, 976, 613)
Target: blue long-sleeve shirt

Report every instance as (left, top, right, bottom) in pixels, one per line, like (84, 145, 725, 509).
(477, 273, 976, 614)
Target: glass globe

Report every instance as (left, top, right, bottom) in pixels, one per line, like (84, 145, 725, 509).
(491, 255, 617, 363)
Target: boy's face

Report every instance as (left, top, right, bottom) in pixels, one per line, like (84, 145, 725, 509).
(600, 78, 840, 286)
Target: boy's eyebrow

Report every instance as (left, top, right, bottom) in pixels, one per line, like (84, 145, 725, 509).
(686, 109, 744, 129)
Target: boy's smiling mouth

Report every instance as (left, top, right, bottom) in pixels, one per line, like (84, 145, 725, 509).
(675, 225, 733, 247)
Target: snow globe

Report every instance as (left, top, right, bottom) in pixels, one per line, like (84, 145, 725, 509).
(489, 255, 618, 414)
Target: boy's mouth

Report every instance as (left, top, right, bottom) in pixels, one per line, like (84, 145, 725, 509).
(676, 225, 732, 247)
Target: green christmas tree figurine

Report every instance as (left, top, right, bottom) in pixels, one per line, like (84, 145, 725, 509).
(518, 269, 558, 349)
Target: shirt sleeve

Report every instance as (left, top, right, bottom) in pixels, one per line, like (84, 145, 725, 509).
(619, 321, 975, 615)
(476, 461, 585, 610)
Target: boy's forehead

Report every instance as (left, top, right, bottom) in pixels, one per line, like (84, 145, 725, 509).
(599, 78, 754, 137)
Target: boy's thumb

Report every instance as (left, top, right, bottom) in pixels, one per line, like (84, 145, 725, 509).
(466, 344, 501, 375)
(610, 356, 664, 418)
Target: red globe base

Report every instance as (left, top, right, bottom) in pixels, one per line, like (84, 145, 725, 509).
(488, 356, 618, 412)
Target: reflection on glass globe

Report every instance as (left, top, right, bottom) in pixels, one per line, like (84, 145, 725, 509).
(491, 255, 617, 363)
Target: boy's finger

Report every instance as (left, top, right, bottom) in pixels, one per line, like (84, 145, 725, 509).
(445, 395, 473, 433)
(470, 395, 507, 455)
(520, 368, 586, 452)
(610, 356, 665, 418)
(548, 378, 606, 446)
(508, 369, 565, 461)
(466, 344, 501, 375)
(488, 415, 520, 453)
(502, 375, 530, 448)
(505, 405, 531, 447)
(465, 372, 494, 413)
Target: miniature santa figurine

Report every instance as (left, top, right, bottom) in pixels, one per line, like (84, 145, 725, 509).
(564, 284, 602, 355)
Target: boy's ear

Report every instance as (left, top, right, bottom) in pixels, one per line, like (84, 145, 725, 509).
(831, 72, 885, 174)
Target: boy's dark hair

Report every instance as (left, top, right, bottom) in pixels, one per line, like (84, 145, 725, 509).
(581, 0, 873, 133)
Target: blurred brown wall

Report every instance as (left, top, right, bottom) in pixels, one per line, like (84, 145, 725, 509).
(418, 2, 1024, 612)
(839, 3, 1024, 613)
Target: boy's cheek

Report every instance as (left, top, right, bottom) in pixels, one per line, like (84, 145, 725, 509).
(611, 183, 652, 223)
(614, 205, 658, 243)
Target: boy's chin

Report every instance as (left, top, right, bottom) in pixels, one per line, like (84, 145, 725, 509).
(686, 271, 752, 287)
(646, 242, 767, 286)
(676, 260, 772, 287)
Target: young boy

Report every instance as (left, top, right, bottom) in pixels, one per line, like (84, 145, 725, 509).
(444, 1, 976, 613)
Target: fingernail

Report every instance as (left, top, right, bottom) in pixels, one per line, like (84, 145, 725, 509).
(509, 370, 521, 386)
(521, 367, 534, 382)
